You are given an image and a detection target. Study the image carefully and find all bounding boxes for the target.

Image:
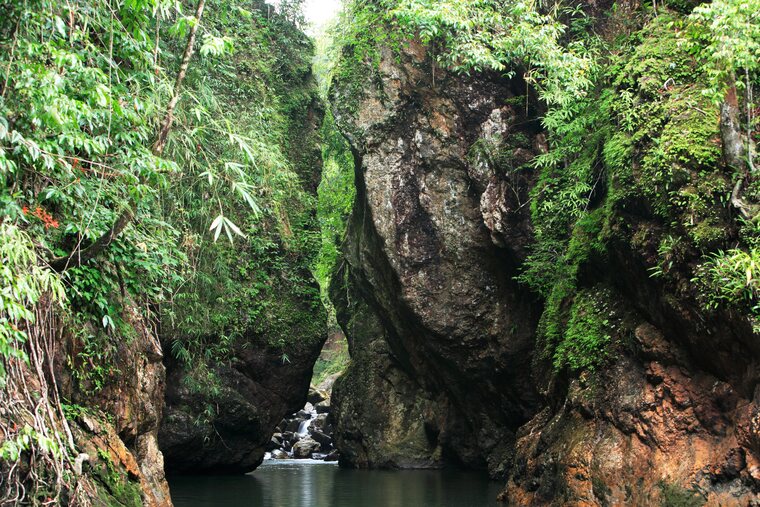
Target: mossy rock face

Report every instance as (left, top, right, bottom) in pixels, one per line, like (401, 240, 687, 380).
(506, 10, 759, 504)
(66, 412, 164, 507)
(53, 299, 172, 506)
(329, 27, 542, 478)
(328, 2, 760, 505)
(658, 482, 705, 507)
(93, 463, 143, 507)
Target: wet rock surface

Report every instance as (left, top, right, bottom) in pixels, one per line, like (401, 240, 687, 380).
(56, 303, 172, 506)
(264, 386, 340, 463)
(330, 39, 541, 475)
(308, 387, 329, 405)
(503, 319, 760, 505)
(293, 437, 321, 459)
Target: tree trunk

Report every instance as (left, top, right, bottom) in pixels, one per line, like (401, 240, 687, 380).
(153, 0, 205, 156)
(721, 82, 745, 171)
(720, 78, 755, 219)
(48, 0, 206, 271)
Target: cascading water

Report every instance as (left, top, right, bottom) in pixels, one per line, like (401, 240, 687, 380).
(297, 410, 316, 437)
(265, 407, 318, 461)
(266, 395, 337, 462)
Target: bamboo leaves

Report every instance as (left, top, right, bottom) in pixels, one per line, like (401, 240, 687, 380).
(199, 34, 234, 57)
(209, 213, 245, 243)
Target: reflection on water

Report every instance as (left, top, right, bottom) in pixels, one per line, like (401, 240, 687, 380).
(169, 459, 502, 507)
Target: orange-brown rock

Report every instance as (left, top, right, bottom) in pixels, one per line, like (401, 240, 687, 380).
(56, 302, 171, 506)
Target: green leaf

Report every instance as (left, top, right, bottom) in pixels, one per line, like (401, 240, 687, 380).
(210, 214, 224, 242)
(223, 216, 245, 240)
(54, 16, 66, 37)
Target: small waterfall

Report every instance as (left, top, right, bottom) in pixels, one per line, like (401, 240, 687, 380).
(267, 392, 338, 461)
(296, 409, 317, 437)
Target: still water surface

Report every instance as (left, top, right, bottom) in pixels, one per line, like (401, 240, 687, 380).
(170, 459, 502, 507)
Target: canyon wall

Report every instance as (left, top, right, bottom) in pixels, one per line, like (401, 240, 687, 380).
(329, 8, 760, 505)
(158, 9, 328, 473)
(330, 40, 542, 475)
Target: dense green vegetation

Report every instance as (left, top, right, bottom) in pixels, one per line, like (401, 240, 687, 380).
(329, 0, 758, 372)
(0, 0, 333, 501)
(0, 0, 326, 356)
(0, 0, 758, 501)
(160, 0, 325, 367)
(1, 0, 180, 498)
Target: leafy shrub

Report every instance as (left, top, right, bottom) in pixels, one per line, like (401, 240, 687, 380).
(694, 248, 760, 331)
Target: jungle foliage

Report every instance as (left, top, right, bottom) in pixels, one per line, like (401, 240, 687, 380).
(0, 0, 326, 501)
(329, 0, 759, 372)
(1, 0, 759, 501)
(0, 0, 326, 380)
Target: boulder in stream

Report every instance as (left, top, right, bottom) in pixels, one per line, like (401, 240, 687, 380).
(309, 429, 332, 451)
(285, 419, 302, 433)
(292, 437, 321, 459)
(307, 386, 329, 405)
(266, 435, 281, 452)
(311, 413, 328, 431)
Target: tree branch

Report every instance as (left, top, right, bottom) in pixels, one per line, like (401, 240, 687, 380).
(48, 207, 134, 272)
(153, 0, 205, 156)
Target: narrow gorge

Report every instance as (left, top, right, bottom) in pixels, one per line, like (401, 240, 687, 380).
(1, 0, 759, 506)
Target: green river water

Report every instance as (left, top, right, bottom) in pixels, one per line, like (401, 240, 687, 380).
(169, 459, 503, 507)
